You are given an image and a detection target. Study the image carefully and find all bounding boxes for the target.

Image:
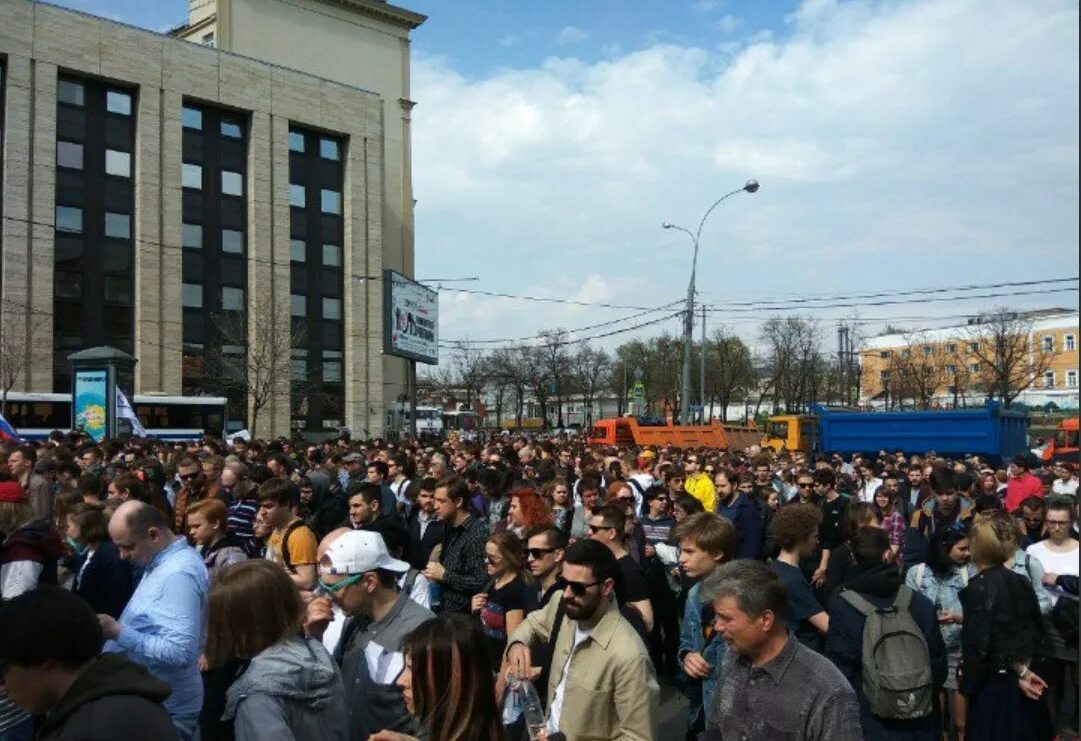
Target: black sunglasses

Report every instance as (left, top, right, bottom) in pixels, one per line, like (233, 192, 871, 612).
(563, 579, 600, 596)
(527, 547, 556, 559)
(797, 482, 814, 488)
(178, 472, 199, 481)
(588, 524, 614, 534)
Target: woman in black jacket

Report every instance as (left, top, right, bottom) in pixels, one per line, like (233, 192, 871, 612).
(960, 511, 1051, 740)
(65, 502, 134, 618)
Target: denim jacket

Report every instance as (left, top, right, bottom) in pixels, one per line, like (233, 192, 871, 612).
(905, 562, 975, 653)
(678, 582, 726, 726)
(1011, 548, 1054, 616)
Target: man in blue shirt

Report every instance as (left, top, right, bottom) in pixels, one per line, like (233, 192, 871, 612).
(100, 500, 208, 741)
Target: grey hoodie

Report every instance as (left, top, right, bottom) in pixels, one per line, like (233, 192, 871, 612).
(223, 636, 348, 741)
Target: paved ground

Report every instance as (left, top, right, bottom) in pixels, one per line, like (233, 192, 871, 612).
(656, 681, 691, 739)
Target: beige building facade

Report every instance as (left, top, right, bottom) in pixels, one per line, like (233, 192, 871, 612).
(0, 0, 425, 437)
(859, 310, 1080, 410)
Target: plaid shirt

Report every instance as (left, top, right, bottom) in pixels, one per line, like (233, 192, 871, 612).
(438, 514, 488, 614)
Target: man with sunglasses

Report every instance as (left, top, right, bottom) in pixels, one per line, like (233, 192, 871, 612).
(506, 539, 659, 741)
(171, 457, 211, 534)
(526, 525, 568, 612)
(306, 530, 433, 741)
(589, 505, 654, 634)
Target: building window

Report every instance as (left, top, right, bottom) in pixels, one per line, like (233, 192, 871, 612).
(55, 271, 81, 300)
(105, 90, 132, 116)
(105, 149, 131, 177)
(322, 243, 341, 267)
(182, 223, 203, 249)
(901, 349, 911, 359)
(221, 119, 242, 139)
(56, 141, 83, 169)
(879, 351, 891, 359)
(968, 342, 979, 353)
(182, 106, 203, 130)
(103, 275, 132, 304)
(320, 189, 341, 214)
(946, 343, 957, 353)
(946, 364, 958, 374)
(221, 170, 243, 196)
(288, 131, 305, 153)
(1067, 370, 1078, 388)
(104, 212, 130, 239)
(290, 294, 306, 317)
(922, 346, 933, 356)
(221, 229, 244, 254)
(322, 297, 342, 320)
(880, 370, 891, 382)
(182, 162, 202, 189)
(320, 138, 340, 161)
(56, 206, 83, 233)
(290, 239, 306, 262)
(222, 286, 245, 312)
(1066, 335, 1076, 352)
(290, 349, 308, 381)
(289, 184, 306, 207)
(57, 80, 84, 107)
(969, 363, 981, 374)
(322, 350, 342, 382)
(1042, 336, 1055, 353)
(1044, 371, 1055, 388)
(182, 283, 203, 308)
(202, 32, 215, 47)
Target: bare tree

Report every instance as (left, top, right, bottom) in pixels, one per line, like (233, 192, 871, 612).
(489, 347, 531, 428)
(890, 332, 951, 409)
(0, 302, 27, 418)
(536, 330, 573, 428)
(452, 342, 488, 410)
(705, 328, 756, 421)
(571, 345, 611, 426)
(211, 293, 297, 439)
(759, 316, 822, 413)
(523, 346, 553, 428)
(962, 309, 1058, 408)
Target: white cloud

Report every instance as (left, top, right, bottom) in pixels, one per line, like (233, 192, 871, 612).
(413, 0, 1079, 354)
(716, 14, 742, 33)
(693, 0, 723, 13)
(554, 25, 589, 45)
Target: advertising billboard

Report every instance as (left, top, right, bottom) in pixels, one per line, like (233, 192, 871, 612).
(73, 369, 109, 442)
(384, 270, 439, 365)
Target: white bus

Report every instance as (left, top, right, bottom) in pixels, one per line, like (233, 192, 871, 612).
(1, 391, 228, 441)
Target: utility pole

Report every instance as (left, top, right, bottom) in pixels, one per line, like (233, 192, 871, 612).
(621, 360, 627, 416)
(700, 302, 707, 423)
(837, 325, 845, 406)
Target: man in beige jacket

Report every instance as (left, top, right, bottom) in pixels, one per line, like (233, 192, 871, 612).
(506, 539, 658, 741)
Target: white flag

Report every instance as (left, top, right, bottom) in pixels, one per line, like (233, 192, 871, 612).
(116, 388, 147, 437)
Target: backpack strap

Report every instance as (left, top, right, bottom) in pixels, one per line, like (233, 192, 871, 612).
(840, 588, 878, 617)
(892, 585, 914, 611)
(403, 568, 419, 595)
(280, 519, 304, 574)
(960, 566, 969, 587)
(916, 564, 926, 590)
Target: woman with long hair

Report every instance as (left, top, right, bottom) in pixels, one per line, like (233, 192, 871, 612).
(371, 613, 506, 741)
(872, 484, 905, 559)
(541, 478, 571, 532)
(204, 560, 347, 741)
(961, 512, 1050, 740)
(505, 489, 554, 540)
(471, 530, 531, 673)
(65, 502, 134, 618)
(906, 521, 974, 741)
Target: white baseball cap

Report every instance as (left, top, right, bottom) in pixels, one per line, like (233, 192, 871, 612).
(321, 530, 409, 575)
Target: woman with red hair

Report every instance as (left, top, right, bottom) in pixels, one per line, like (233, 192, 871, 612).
(505, 488, 553, 540)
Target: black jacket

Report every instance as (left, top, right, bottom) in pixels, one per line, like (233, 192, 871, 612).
(72, 540, 135, 619)
(38, 654, 177, 741)
(825, 562, 947, 740)
(361, 514, 409, 556)
(405, 509, 445, 570)
(959, 565, 1043, 698)
(309, 488, 349, 540)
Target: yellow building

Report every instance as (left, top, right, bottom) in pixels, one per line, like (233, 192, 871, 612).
(860, 309, 1079, 410)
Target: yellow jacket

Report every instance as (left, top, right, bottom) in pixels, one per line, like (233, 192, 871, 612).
(685, 472, 717, 513)
(508, 596, 659, 741)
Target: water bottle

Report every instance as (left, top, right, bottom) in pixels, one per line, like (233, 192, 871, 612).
(502, 672, 546, 739)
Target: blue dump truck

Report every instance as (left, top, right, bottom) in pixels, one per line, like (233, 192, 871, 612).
(762, 403, 1030, 462)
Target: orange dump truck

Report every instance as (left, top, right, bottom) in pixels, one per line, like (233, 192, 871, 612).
(587, 417, 760, 450)
(1042, 417, 1079, 464)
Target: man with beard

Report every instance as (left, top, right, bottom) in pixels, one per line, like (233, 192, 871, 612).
(506, 539, 659, 741)
(171, 457, 211, 533)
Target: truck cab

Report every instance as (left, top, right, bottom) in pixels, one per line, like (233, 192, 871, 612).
(762, 415, 819, 454)
(1042, 417, 1079, 464)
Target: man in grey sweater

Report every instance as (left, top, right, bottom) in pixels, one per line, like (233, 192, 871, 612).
(306, 530, 433, 740)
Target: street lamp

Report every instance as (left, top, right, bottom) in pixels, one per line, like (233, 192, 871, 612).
(663, 179, 759, 425)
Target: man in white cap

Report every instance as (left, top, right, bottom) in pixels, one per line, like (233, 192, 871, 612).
(305, 530, 433, 741)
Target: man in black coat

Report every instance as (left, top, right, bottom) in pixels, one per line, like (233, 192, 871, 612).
(405, 477, 445, 569)
(0, 586, 177, 741)
(824, 527, 947, 740)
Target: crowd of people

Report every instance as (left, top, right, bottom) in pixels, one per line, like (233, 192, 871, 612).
(0, 427, 1077, 741)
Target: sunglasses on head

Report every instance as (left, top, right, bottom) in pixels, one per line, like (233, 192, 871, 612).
(562, 578, 600, 596)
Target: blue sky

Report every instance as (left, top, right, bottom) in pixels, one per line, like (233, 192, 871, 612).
(44, 0, 1081, 353)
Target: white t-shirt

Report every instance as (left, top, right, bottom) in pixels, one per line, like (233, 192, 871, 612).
(1052, 478, 1079, 496)
(1026, 540, 1080, 605)
(547, 624, 592, 733)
